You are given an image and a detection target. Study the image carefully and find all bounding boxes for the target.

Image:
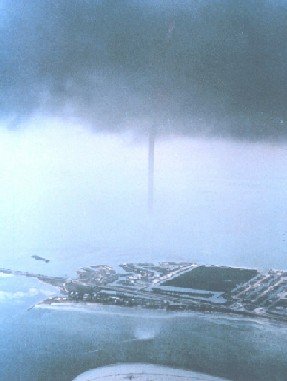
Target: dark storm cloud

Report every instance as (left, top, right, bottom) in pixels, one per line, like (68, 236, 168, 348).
(1, 0, 287, 138)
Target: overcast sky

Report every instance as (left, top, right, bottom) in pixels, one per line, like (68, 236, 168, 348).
(1, 1, 287, 270)
(1, 0, 287, 139)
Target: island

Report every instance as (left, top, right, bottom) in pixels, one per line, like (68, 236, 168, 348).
(31, 255, 50, 263)
(1, 262, 287, 322)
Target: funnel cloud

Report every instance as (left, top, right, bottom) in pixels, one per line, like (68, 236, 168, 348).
(1, 0, 287, 139)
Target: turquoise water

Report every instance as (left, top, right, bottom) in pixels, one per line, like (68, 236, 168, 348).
(1, 276, 287, 381)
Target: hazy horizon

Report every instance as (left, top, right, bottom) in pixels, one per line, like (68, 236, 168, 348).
(1, 116, 287, 273)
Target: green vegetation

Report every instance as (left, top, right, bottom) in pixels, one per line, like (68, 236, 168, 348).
(163, 266, 258, 292)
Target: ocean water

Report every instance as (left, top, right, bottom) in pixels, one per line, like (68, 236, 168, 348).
(1, 131, 287, 380)
(1, 275, 287, 381)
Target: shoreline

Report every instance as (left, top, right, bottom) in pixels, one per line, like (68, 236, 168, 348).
(34, 300, 287, 327)
(3, 261, 287, 325)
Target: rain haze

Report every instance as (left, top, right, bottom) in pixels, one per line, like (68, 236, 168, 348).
(1, 0, 287, 272)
